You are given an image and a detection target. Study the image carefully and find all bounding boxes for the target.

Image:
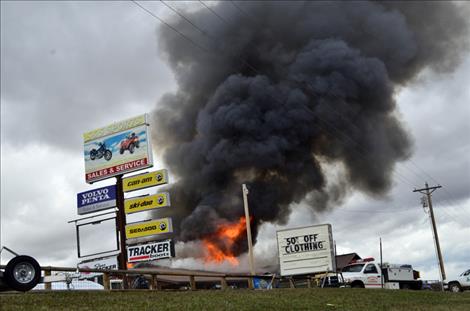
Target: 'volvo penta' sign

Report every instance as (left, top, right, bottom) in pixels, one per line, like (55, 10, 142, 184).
(77, 185, 116, 215)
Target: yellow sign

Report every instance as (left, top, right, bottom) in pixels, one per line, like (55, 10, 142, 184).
(83, 114, 147, 143)
(126, 218, 172, 239)
(123, 169, 168, 192)
(125, 193, 170, 214)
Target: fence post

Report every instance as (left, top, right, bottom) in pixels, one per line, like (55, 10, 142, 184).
(307, 278, 311, 288)
(220, 277, 228, 290)
(44, 268, 51, 290)
(103, 272, 110, 290)
(289, 278, 295, 289)
(189, 275, 196, 290)
(151, 275, 158, 290)
(248, 277, 254, 289)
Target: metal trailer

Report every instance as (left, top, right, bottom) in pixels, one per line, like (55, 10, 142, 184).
(0, 247, 42, 292)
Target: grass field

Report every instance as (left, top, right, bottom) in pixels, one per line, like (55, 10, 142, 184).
(1, 288, 469, 311)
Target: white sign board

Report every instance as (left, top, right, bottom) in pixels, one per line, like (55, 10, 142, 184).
(276, 224, 335, 276)
(127, 240, 175, 263)
(78, 255, 118, 279)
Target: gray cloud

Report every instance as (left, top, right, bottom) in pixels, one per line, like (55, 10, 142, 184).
(1, 1, 174, 150)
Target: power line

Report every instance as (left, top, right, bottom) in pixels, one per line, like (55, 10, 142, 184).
(131, 0, 210, 54)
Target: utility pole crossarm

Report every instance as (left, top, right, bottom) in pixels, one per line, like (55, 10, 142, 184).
(413, 184, 442, 194)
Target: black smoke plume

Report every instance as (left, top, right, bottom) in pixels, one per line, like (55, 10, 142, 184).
(151, 2, 469, 254)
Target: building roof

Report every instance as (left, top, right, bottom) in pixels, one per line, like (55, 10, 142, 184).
(335, 253, 361, 271)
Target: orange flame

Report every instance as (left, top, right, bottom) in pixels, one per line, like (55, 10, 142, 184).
(202, 217, 247, 266)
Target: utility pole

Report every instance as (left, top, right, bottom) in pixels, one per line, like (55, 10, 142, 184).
(242, 184, 255, 287)
(413, 183, 445, 285)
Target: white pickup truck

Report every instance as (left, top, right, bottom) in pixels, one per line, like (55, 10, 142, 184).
(341, 257, 422, 290)
(445, 269, 470, 292)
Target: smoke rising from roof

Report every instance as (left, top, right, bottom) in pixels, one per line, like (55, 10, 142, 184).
(150, 2, 469, 255)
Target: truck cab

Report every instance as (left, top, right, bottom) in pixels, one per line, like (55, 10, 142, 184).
(446, 269, 470, 292)
(341, 258, 382, 288)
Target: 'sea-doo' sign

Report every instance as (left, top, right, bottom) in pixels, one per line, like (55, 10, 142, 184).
(77, 185, 116, 215)
(124, 192, 170, 214)
(276, 224, 335, 276)
(125, 218, 173, 239)
(127, 240, 175, 263)
(123, 169, 168, 192)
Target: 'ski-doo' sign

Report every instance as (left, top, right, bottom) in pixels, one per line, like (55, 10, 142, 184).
(124, 192, 171, 214)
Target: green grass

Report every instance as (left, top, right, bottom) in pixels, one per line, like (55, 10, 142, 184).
(1, 289, 469, 311)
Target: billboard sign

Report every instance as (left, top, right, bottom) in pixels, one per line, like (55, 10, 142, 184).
(77, 185, 116, 215)
(123, 169, 168, 192)
(124, 192, 170, 214)
(78, 255, 118, 278)
(83, 114, 153, 183)
(127, 240, 175, 263)
(125, 218, 173, 239)
(276, 224, 335, 276)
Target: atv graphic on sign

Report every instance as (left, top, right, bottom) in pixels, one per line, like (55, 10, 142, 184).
(120, 133, 139, 155)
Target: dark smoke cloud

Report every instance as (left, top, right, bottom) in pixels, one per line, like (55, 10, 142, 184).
(151, 2, 469, 253)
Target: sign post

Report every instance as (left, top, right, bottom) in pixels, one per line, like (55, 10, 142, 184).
(115, 175, 128, 288)
(242, 184, 255, 288)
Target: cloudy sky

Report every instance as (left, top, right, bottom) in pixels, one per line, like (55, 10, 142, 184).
(1, 1, 469, 281)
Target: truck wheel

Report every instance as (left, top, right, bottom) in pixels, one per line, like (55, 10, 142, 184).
(4, 255, 41, 292)
(449, 283, 461, 293)
(351, 281, 364, 288)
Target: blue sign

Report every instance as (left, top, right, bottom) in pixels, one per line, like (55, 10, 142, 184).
(77, 185, 116, 215)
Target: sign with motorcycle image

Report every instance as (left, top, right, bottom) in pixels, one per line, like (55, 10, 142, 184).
(83, 114, 153, 183)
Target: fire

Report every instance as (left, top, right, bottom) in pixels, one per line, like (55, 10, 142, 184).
(202, 217, 247, 266)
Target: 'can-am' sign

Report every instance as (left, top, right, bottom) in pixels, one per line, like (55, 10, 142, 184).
(77, 185, 116, 215)
(127, 240, 175, 263)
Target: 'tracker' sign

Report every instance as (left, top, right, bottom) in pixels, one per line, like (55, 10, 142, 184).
(77, 185, 116, 215)
(124, 192, 170, 214)
(125, 218, 173, 239)
(127, 240, 175, 263)
(276, 224, 335, 276)
(123, 169, 168, 192)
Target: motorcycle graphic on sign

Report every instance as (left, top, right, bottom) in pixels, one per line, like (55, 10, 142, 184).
(90, 142, 112, 161)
